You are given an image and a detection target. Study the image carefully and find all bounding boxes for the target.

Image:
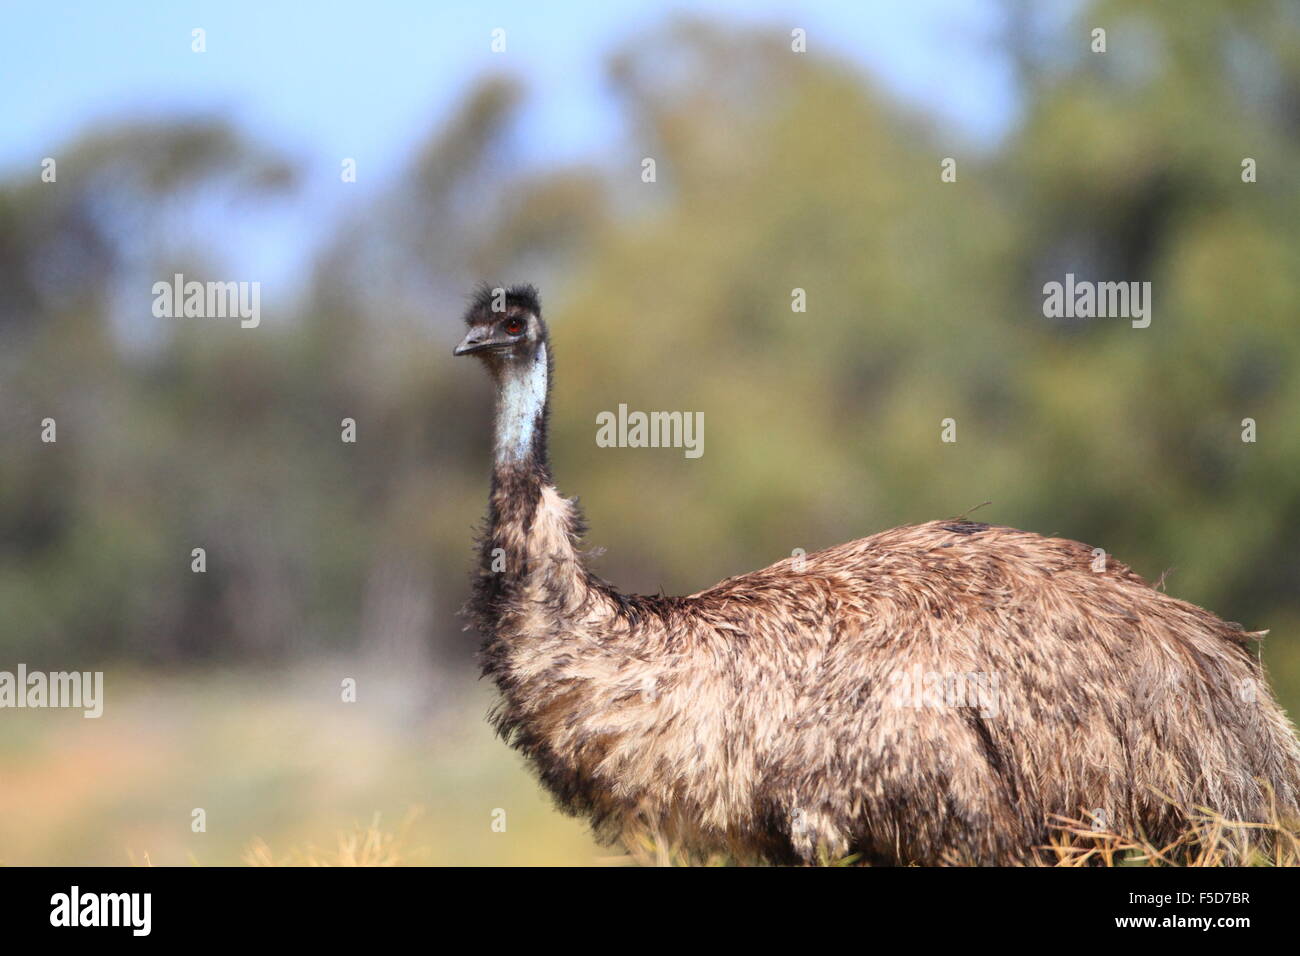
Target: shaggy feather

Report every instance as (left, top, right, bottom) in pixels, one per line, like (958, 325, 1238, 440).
(460, 289, 1300, 865)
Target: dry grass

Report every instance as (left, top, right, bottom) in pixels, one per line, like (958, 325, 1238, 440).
(615, 800, 1300, 867)
(223, 801, 1300, 867)
(1043, 804, 1300, 867)
(242, 810, 421, 867)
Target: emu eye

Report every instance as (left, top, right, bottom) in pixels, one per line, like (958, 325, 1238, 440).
(504, 317, 525, 336)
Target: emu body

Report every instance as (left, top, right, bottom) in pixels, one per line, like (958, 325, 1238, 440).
(457, 285, 1300, 865)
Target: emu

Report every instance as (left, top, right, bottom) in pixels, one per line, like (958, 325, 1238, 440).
(455, 284, 1300, 865)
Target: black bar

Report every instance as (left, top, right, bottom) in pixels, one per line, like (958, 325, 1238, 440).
(0, 865, 1282, 941)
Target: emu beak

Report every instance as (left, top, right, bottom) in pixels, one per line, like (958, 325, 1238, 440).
(454, 328, 491, 356)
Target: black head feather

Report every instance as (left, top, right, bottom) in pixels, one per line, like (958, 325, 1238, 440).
(464, 283, 542, 325)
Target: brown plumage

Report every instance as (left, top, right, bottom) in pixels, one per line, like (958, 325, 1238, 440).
(455, 285, 1300, 865)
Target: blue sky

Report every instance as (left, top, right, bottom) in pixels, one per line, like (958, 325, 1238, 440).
(0, 0, 1030, 306)
(1, 1, 1022, 172)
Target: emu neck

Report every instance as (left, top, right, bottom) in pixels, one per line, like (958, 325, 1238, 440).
(494, 343, 549, 470)
(477, 341, 600, 627)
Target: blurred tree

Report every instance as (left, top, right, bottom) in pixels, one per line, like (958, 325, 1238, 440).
(1, 6, 1296, 721)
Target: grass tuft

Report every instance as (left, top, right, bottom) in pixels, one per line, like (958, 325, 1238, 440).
(242, 810, 421, 867)
(225, 800, 1300, 867)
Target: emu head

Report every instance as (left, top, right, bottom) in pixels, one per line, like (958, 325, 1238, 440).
(453, 284, 547, 380)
